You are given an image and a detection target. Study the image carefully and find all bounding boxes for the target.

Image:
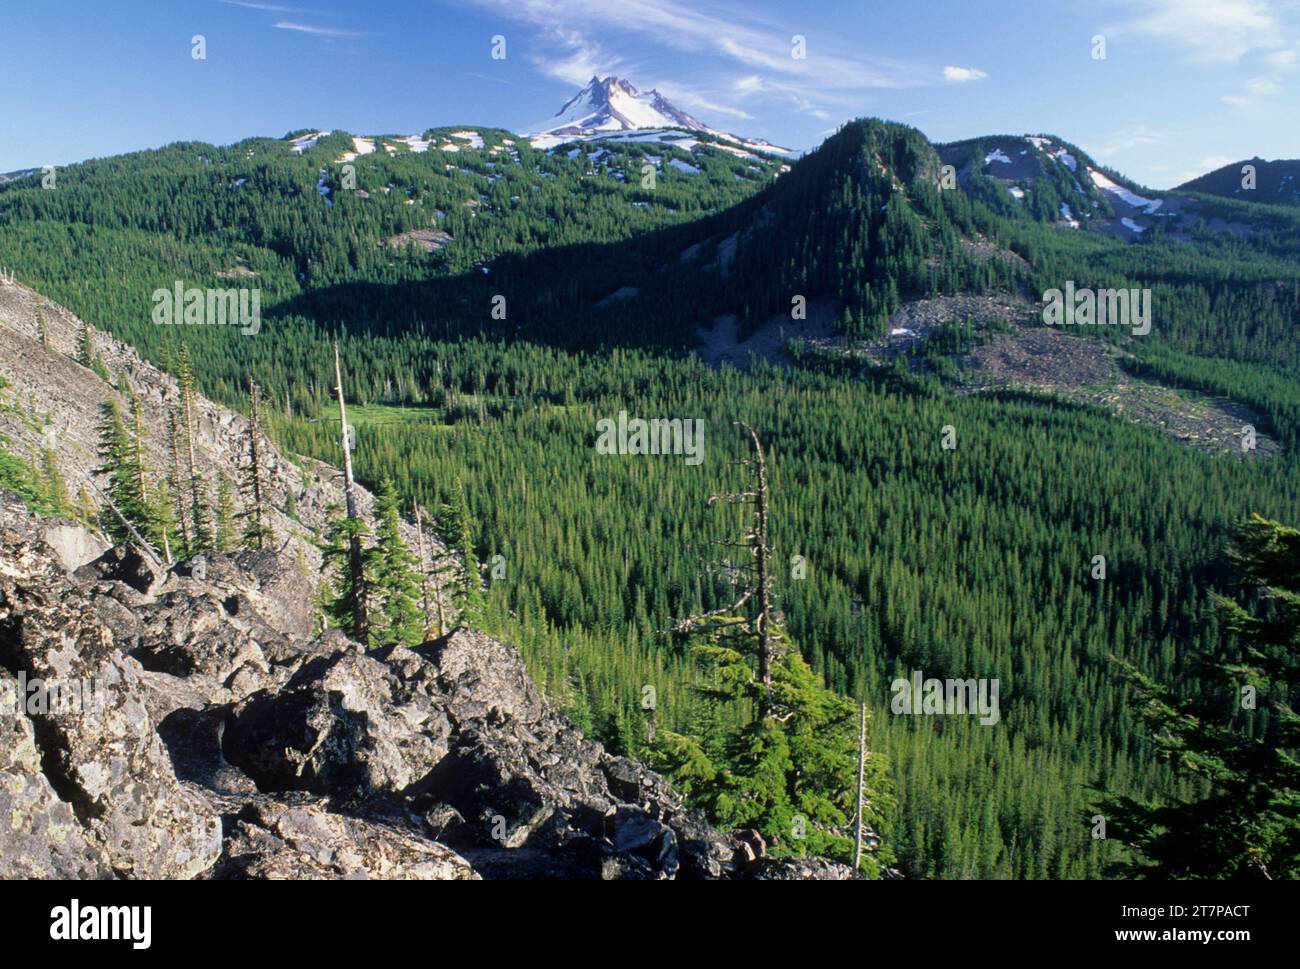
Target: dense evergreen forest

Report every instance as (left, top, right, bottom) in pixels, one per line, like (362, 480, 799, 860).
(1, 118, 1297, 878)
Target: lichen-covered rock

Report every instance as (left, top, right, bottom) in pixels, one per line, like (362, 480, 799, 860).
(199, 792, 477, 880)
(0, 671, 106, 878)
(0, 528, 222, 878)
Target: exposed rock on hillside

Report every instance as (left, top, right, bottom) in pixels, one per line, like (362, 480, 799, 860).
(0, 276, 448, 580)
(0, 494, 853, 879)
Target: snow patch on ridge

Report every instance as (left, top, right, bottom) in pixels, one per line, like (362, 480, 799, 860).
(289, 131, 330, 154)
(1089, 168, 1162, 213)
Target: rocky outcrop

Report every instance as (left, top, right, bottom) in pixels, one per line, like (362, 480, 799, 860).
(0, 503, 221, 879)
(0, 276, 459, 603)
(0, 494, 854, 880)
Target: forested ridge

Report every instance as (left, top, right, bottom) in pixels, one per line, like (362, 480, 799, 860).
(1, 117, 1297, 878)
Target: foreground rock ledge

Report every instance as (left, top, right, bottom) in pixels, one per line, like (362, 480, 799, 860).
(0, 495, 853, 880)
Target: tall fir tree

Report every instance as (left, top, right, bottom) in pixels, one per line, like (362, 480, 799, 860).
(214, 474, 239, 553)
(240, 380, 274, 550)
(322, 503, 372, 645)
(367, 478, 425, 648)
(655, 425, 895, 873)
(127, 392, 172, 560)
(438, 477, 484, 627)
(176, 344, 211, 552)
(167, 409, 191, 555)
(94, 397, 145, 545)
(76, 322, 93, 368)
(1100, 515, 1300, 880)
(38, 448, 69, 517)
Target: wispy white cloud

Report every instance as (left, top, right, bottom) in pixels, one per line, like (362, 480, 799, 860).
(654, 83, 754, 120)
(1221, 74, 1280, 105)
(525, 27, 627, 85)
(1106, 3, 1300, 112)
(1109, 0, 1284, 63)
(943, 65, 987, 82)
(1091, 123, 1165, 158)
(457, 0, 923, 123)
(221, 1, 319, 12)
(720, 72, 866, 120)
(273, 21, 370, 37)
(468, 71, 518, 86)
(1167, 155, 1248, 185)
(1199, 154, 1239, 170)
(1265, 46, 1298, 68)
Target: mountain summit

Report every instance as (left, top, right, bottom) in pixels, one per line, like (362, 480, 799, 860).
(526, 75, 791, 154)
(537, 75, 707, 136)
(1176, 156, 1300, 207)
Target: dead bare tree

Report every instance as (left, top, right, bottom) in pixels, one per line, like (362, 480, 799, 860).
(332, 340, 367, 641)
(854, 702, 867, 872)
(671, 420, 781, 718)
(413, 498, 431, 623)
(62, 451, 164, 569)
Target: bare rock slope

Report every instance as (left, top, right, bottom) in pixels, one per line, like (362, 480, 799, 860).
(0, 275, 443, 575)
(0, 494, 851, 879)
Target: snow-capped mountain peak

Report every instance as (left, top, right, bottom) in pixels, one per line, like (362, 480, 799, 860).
(525, 75, 793, 155)
(533, 75, 706, 137)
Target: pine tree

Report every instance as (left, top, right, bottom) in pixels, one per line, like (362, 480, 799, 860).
(151, 478, 178, 564)
(77, 324, 110, 381)
(176, 344, 211, 551)
(329, 341, 368, 643)
(567, 668, 596, 736)
(412, 499, 447, 637)
(438, 477, 484, 627)
(76, 323, 93, 368)
(127, 392, 171, 560)
(94, 397, 146, 545)
(322, 503, 372, 645)
(367, 478, 425, 648)
(167, 409, 191, 555)
(658, 618, 893, 870)
(91, 390, 172, 560)
(38, 448, 69, 516)
(1100, 515, 1300, 880)
(214, 474, 238, 553)
(240, 380, 274, 550)
(656, 423, 896, 872)
(671, 422, 779, 716)
(74, 485, 96, 523)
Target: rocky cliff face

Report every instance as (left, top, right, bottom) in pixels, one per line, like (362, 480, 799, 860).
(0, 494, 852, 879)
(0, 275, 447, 582)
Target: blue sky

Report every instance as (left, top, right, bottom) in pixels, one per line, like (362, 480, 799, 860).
(2, 0, 1297, 187)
